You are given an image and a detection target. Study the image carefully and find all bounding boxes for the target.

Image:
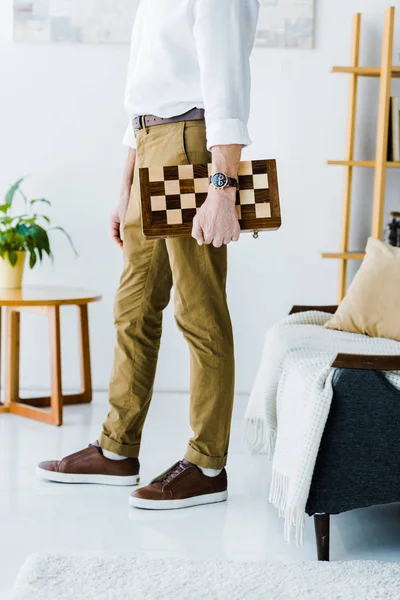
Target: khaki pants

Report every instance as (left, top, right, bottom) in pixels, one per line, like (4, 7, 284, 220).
(99, 120, 235, 469)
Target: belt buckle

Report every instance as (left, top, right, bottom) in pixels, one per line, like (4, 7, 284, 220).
(133, 115, 144, 132)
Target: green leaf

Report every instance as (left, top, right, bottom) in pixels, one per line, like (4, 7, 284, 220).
(24, 236, 36, 252)
(30, 198, 51, 208)
(18, 216, 36, 224)
(5, 178, 24, 208)
(0, 204, 9, 214)
(8, 250, 18, 266)
(15, 223, 31, 239)
(48, 226, 78, 257)
(27, 223, 51, 255)
(18, 189, 28, 205)
(29, 250, 37, 269)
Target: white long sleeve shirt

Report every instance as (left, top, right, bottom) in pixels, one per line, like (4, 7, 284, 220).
(123, 0, 259, 151)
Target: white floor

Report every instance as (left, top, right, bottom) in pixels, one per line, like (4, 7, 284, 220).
(1, 393, 400, 598)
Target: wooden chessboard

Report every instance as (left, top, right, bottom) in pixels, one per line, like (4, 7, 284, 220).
(139, 159, 281, 239)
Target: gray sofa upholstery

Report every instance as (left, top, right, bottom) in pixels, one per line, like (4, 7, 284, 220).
(307, 368, 400, 517)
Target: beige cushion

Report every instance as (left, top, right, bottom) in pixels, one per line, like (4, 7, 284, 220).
(325, 238, 400, 341)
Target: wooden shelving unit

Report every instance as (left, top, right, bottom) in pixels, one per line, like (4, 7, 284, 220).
(323, 6, 397, 301)
(328, 160, 400, 168)
(322, 251, 366, 260)
(331, 66, 400, 78)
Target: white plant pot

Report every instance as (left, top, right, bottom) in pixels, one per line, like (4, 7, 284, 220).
(0, 251, 26, 289)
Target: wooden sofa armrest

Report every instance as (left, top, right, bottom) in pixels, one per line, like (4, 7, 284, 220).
(332, 353, 400, 371)
(289, 305, 338, 315)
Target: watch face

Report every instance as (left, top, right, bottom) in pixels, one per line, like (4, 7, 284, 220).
(211, 172, 228, 188)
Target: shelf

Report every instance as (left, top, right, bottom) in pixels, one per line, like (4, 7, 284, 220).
(327, 160, 400, 168)
(331, 66, 400, 78)
(327, 7, 397, 301)
(322, 251, 366, 260)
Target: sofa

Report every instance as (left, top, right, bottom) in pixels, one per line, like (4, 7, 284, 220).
(290, 305, 400, 561)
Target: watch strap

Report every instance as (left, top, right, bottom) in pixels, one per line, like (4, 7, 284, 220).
(226, 176, 238, 188)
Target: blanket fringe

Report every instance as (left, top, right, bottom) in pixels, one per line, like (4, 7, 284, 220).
(244, 418, 275, 456)
(283, 507, 305, 547)
(269, 470, 305, 546)
(269, 470, 288, 513)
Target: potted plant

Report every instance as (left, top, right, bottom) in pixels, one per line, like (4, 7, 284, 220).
(0, 178, 77, 289)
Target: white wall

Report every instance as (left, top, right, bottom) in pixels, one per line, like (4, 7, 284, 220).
(0, 1, 400, 395)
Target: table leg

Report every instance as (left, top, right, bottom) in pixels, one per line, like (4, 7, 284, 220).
(78, 304, 92, 403)
(49, 306, 63, 426)
(0, 307, 8, 413)
(5, 308, 20, 408)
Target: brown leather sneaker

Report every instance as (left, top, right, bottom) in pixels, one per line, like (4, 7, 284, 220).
(37, 442, 140, 486)
(129, 459, 227, 510)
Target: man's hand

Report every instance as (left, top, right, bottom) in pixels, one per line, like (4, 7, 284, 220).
(192, 185, 240, 247)
(192, 143, 242, 247)
(110, 194, 130, 248)
(111, 147, 136, 248)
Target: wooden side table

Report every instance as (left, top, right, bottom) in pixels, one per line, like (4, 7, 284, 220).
(0, 286, 101, 426)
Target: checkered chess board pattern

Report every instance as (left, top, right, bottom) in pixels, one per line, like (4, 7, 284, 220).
(139, 159, 281, 239)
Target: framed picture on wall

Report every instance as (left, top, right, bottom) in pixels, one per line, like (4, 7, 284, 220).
(14, 0, 316, 48)
(256, 0, 315, 49)
(13, 0, 140, 44)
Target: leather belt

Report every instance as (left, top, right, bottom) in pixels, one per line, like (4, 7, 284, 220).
(133, 107, 205, 132)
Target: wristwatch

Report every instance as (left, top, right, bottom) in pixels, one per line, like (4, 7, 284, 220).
(209, 172, 238, 190)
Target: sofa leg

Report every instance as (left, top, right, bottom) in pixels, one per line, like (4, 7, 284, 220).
(314, 514, 330, 561)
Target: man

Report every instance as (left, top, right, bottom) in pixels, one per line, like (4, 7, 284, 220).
(37, 0, 260, 510)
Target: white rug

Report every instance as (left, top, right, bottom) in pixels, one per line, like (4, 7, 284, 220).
(10, 554, 400, 600)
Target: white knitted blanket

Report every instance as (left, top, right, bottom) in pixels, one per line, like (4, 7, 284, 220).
(244, 311, 400, 545)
